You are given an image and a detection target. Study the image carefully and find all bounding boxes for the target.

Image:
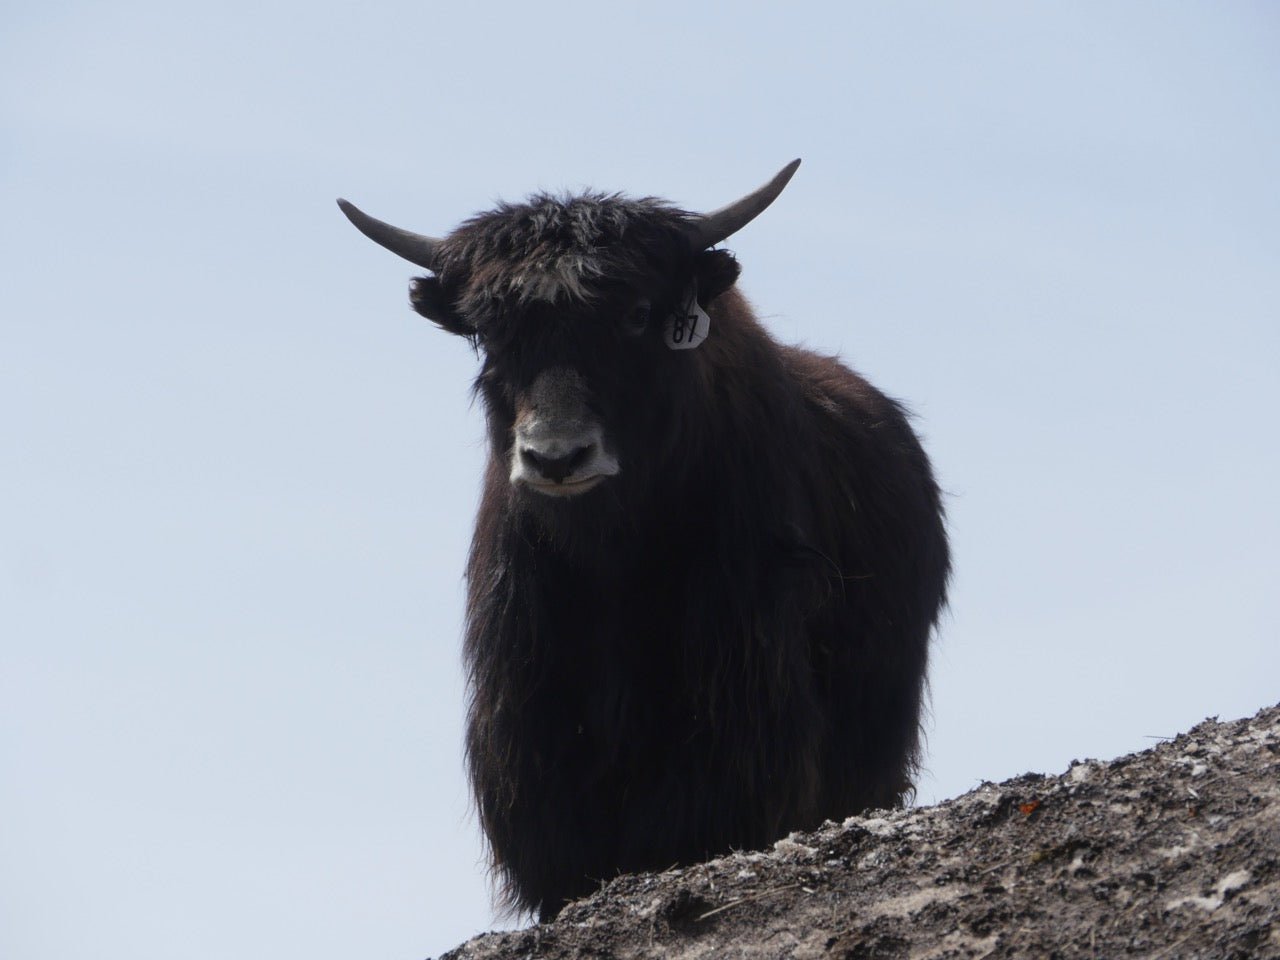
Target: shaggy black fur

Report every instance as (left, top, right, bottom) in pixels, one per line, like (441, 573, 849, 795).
(395, 191, 949, 920)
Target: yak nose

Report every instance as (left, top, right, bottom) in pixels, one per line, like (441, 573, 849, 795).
(519, 442, 594, 483)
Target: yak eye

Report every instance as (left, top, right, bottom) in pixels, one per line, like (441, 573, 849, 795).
(622, 298, 652, 337)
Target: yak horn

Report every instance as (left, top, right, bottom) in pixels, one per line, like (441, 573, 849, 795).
(336, 198, 445, 271)
(685, 158, 801, 251)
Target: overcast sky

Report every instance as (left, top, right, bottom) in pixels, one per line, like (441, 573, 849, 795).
(2, 3, 1277, 959)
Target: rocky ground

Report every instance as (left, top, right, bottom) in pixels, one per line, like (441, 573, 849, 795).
(439, 704, 1280, 959)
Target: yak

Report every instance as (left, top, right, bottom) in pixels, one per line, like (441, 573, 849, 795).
(338, 160, 950, 921)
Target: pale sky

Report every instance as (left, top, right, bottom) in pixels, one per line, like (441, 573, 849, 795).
(2, 3, 1277, 959)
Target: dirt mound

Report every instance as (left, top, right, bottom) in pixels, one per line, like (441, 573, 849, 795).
(440, 704, 1280, 959)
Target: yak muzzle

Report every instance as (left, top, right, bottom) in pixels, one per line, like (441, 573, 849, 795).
(511, 427, 618, 496)
(509, 368, 619, 497)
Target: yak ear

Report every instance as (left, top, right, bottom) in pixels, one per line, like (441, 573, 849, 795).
(410, 276, 474, 337)
(692, 249, 742, 304)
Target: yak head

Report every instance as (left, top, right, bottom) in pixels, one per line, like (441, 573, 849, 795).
(338, 161, 799, 518)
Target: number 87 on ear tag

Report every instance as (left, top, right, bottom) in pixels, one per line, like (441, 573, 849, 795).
(664, 288, 711, 350)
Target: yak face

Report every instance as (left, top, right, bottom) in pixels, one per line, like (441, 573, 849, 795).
(410, 195, 743, 507)
(337, 161, 800, 509)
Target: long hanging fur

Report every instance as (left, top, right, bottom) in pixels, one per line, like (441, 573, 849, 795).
(391, 190, 949, 920)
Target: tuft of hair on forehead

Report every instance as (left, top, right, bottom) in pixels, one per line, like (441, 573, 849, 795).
(436, 193, 697, 311)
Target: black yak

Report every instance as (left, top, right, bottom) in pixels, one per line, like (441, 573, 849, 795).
(337, 160, 949, 920)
